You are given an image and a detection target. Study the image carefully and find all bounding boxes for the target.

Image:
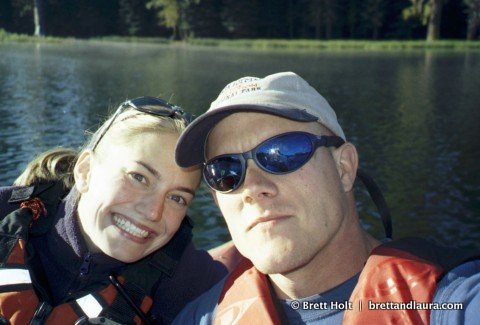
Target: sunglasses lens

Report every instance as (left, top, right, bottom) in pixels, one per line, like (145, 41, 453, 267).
(256, 133, 313, 173)
(204, 156, 243, 192)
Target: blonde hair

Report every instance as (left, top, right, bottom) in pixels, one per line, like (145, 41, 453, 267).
(15, 107, 188, 188)
(14, 147, 77, 188)
(88, 110, 187, 154)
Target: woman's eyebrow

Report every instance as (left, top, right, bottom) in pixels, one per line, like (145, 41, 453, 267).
(136, 160, 196, 196)
(175, 187, 196, 196)
(136, 161, 160, 178)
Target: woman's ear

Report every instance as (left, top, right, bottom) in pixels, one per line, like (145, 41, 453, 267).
(332, 143, 359, 193)
(74, 150, 92, 193)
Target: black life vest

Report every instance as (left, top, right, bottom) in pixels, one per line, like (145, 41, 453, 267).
(0, 182, 193, 324)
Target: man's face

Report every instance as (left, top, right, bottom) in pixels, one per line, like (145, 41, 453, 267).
(206, 112, 350, 275)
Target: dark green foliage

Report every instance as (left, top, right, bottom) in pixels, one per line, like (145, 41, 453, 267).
(0, 0, 477, 39)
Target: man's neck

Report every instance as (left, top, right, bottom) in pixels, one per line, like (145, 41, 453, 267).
(268, 218, 380, 300)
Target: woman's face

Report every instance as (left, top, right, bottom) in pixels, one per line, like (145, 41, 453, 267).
(74, 131, 200, 263)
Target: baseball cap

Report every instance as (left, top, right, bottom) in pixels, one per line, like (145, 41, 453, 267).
(175, 71, 345, 167)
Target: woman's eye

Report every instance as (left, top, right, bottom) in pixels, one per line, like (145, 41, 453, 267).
(169, 195, 187, 206)
(130, 173, 147, 184)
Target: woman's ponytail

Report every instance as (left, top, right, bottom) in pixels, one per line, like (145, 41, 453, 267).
(14, 147, 78, 189)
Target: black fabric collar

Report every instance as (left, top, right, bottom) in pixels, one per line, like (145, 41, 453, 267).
(30, 187, 125, 304)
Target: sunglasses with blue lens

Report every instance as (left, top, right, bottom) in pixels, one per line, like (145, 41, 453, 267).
(91, 96, 193, 152)
(203, 131, 345, 193)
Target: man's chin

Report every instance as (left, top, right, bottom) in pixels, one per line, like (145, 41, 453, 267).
(248, 251, 299, 275)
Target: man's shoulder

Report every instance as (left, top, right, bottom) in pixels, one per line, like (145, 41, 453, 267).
(380, 237, 479, 272)
(172, 276, 227, 324)
(431, 259, 480, 324)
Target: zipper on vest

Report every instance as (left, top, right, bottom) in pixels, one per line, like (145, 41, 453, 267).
(69, 252, 92, 296)
(80, 252, 91, 276)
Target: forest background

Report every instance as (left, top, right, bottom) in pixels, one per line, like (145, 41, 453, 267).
(1, 0, 479, 42)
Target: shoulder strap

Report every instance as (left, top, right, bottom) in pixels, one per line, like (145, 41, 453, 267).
(1, 182, 66, 265)
(122, 215, 193, 292)
(105, 216, 194, 323)
(6, 181, 69, 236)
(356, 169, 393, 239)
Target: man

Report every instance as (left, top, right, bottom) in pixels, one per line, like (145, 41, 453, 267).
(174, 72, 479, 324)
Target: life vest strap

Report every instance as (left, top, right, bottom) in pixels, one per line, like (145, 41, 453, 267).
(76, 294, 103, 318)
(0, 268, 31, 286)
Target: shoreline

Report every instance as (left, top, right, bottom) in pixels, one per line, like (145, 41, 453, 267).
(1, 30, 480, 51)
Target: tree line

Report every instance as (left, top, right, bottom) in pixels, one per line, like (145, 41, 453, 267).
(1, 0, 479, 41)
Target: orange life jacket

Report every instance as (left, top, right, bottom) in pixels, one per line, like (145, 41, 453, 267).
(0, 182, 192, 324)
(0, 237, 152, 324)
(213, 238, 476, 325)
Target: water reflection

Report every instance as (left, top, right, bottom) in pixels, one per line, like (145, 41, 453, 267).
(0, 42, 478, 249)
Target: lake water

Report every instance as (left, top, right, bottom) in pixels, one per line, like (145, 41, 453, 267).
(1, 41, 479, 250)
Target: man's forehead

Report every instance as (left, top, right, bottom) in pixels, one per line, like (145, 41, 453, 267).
(210, 112, 327, 136)
(208, 112, 291, 141)
(204, 112, 326, 157)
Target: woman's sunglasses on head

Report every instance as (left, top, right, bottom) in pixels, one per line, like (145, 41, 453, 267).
(203, 131, 345, 193)
(91, 96, 193, 152)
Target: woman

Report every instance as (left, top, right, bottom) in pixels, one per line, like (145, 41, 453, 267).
(0, 97, 230, 324)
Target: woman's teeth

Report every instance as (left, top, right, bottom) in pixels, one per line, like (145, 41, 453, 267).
(113, 215, 149, 238)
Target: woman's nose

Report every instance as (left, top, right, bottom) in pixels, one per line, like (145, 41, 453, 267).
(136, 194, 164, 222)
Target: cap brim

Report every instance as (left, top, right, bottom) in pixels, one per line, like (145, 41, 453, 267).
(175, 104, 318, 167)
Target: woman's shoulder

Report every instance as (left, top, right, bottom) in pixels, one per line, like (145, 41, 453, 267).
(0, 185, 22, 217)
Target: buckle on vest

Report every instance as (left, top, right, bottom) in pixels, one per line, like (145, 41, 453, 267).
(31, 301, 53, 325)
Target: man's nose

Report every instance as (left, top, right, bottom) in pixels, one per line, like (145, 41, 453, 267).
(241, 160, 278, 204)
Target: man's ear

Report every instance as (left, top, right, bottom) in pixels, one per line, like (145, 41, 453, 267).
(74, 150, 92, 193)
(332, 143, 358, 192)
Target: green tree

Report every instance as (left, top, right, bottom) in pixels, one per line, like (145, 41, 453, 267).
(146, 0, 198, 39)
(186, 0, 226, 37)
(346, 0, 361, 38)
(10, 0, 34, 34)
(465, 0, 480, 39)
(33, 0, 44, 36)
(221, 0, 258, 38)
(308, 0, 336, 39)
(309, 0, 323, 38)
(403, 0, 446, 41)
(362, 0, 386, 39)
(119, 0, 141, 35)
(426, 0, 444, 40)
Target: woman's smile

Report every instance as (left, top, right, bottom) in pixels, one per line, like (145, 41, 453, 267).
(112, 213, 158, 242)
